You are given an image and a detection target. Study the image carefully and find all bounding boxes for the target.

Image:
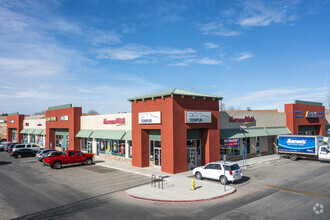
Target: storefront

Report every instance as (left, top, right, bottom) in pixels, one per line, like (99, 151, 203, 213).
(285, 100, 325, 136)
(6, 113, 24, 143)
(220, 111, 291, 160)
(76, 113, 132, 161)
(45, 104, 82, 151)
(128, 89, 221, 174)
(20, 116, 46, 146)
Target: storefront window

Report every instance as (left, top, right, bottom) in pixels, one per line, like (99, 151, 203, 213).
(55, 135, 63, 148)
(81, 138, 93, 153)
(36, 135, 43, 145)
(128, 141, 132, 158)
(30, 134, 36, 144)
(23, 135, 28, 143)
(220, 138, 241, 158)
(96, 139, 125, 157)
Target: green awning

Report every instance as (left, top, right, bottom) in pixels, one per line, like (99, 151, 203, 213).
(90, 130, 126, 140)
(220, 129, 245, 139)
(33, 129, 44, 135)
(121, 131, 132, 141)
(25, 129, 36, 134)
(149, 130, 161, 141)
(76, 130, 94, 138)
(40, 130, 46, 135)
(242, 128, 269, 137)
(266, 127, 291, 136)
(20, 129, 28, 134)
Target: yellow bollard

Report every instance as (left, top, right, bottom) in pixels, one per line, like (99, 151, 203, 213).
(191, 178, 196, 190)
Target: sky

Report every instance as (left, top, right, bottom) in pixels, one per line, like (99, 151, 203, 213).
(0, 0, 330, 115)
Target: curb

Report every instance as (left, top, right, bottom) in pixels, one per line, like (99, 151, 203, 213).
(95, 162, 152, 177)
(124, 188, 236, 203)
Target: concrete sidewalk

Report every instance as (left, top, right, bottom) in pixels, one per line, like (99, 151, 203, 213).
(93, 154, 280, 203)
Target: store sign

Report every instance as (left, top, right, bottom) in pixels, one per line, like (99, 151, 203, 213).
(25, 123, 29, 126)
(186, 111, 211, 123)
(223, 138, 240, 147)
(306, 111, 317, 118)
(37, 122, 42, 126)
(46, 117, 57, 122)
(139, 111, 161, 124)
(0, 120, 5, 123)
(60, 116, 69, 121)
(229, 116, 254, 123)
(103, 118, 126, 125)
(10, 120, 15, 124)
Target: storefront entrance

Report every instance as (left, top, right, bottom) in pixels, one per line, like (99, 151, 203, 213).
(55, 129, 69, 151)
(150, 140, 161, 167)
(187, 139, 202, 170)
(12, 129, 17, 142)
(298, 125, 316, 135)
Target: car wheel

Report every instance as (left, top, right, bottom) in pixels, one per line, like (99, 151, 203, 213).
(290, 154, 298, 161)
(17, 154, 22, 158)
(54, 162, 62, 169)
(85, 158, 92, 165)
(195, 171, 203, 180)
(220, 175, 228, 185)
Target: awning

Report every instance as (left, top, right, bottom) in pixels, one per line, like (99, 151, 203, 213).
(33, 129, 44, 135)
(25, 129, 36, 134)
(20, 129, 28, 134)
(76, 130, 94, 138)
(40, 130, 46, 135)
(90, 130, 126, 140)
(266, 127, 291, 136)
(121, 131, 132, 141)
(242, 128, 269, 137)
(220, 129, 245, 139)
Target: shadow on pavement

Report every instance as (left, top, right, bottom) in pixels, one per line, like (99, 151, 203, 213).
(94, 160, 105, 163)
(0, 161, 11, 165)
(233, 176, 250, 185)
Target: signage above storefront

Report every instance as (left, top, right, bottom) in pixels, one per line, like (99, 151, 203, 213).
(46, 117, 57, 122)
(60, 116, 69, 121)
(103, 118, 126, 125)
(37, 122, 42, 126)
(10, 120, 15, 124)
(25, 123, 29, 126)
(223, 138, 240, 147)
(306, 111, 317, 118)
(186, 111, 211, 123)
(139, 111, 161, 124)
(229, 116, 254, 123)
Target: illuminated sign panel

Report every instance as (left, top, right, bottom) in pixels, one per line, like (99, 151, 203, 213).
(139, 112, 161, 124)
(186, 111, 211, 123)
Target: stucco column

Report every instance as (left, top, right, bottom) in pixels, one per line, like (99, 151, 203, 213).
(92, 138, 97, 155)
(132, 129, 149, 167)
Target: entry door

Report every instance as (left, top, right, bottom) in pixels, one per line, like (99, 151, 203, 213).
(154, 148, 161, 166)
(187, 148, 197, 169)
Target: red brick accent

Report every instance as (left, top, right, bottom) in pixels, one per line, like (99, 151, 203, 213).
(46, 107, 82, 150)
(6, 114, 24, 143)
(285, 104, 325, 136)
(131, 96, 220, 174)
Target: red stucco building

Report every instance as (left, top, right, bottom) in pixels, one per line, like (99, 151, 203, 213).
(6, 113, 24, 143)
(285, 100, 325, 136)
(128, 89, 222, 174)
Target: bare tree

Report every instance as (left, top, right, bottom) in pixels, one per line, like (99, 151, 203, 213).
(219, 102, 225, 111)
(326, 93, 330, 109)
(34, 110, 46, 115)
(227, 106, 241, 111)
(87, 110, 99, 115)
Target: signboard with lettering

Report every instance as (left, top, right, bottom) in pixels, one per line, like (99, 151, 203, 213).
(306, 111, 317, 118)
(46, 117, 57, 122)
(103, 118, 126, 125)
(10, 120, 15, 124)
(25, 123, 29, 126)
(37, 122, 42, 126)
(223, 138, 240, 147)
(60, 116, 69, 121)
(186, 111, 211, 123)
(139, 112, 161, 124)
(229, 116, 254, 123)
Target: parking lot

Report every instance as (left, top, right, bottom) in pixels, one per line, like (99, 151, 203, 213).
(0, 151, 329, 220)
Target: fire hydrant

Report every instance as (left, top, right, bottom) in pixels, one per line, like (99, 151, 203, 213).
(191, 178, 196, 190)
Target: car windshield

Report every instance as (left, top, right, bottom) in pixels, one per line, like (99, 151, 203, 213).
(224, 164, 240, 171)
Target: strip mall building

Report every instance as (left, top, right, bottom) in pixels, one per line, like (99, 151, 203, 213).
(6, 89, 328, 174)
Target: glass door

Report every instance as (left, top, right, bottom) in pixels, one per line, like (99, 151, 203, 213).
(154, 148, 161, 166)
(187, 139, 201, 169)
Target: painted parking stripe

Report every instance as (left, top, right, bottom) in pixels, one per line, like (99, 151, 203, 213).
(264, 185, 330, 198)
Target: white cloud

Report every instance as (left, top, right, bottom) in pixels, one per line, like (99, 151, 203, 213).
(199, 22, 241, 37)
(204, 42, 219, 49)
(95, 44, 196, 61)
(233, 52, 254, 62)
(238, 1, 300, 27)
(90, 30, 121, 45)
(169, 57, 224, 66)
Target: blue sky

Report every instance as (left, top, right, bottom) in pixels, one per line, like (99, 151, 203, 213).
(0, 0, 329, 114)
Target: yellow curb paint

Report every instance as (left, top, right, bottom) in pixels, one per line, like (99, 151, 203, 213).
(264, 185, 329, 198)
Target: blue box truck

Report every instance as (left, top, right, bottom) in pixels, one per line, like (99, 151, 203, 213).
(277, 135, 330, 161)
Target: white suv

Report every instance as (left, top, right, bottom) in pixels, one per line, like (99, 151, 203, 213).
(193, 161, 242, 185)
(13, 144, 41, 152)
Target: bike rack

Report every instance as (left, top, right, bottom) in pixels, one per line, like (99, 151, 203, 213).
(151, 174, 163, 190)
